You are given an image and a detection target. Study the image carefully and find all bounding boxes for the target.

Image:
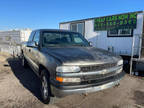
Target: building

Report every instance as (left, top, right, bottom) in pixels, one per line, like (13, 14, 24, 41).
(0, 29, 32, 55)
(59, 11, 144, 73)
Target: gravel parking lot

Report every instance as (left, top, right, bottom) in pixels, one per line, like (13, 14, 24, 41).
(0, 52, 144, 108)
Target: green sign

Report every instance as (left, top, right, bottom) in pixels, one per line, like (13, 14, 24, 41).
(94, 12, 137, 31)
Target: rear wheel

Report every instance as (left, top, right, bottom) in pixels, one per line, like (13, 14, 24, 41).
(40, 69, 51, 104)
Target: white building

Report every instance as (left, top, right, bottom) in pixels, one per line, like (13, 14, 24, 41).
(59, 11, 144, 59)
(0, 29, 32, 55)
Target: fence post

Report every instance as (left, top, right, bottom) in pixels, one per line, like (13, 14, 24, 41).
(130, 36, 135, 75)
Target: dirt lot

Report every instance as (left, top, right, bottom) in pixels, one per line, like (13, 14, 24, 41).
(0, 52, 144, 108)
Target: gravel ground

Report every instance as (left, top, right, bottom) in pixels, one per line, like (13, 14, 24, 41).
(0, 52, 144, 108)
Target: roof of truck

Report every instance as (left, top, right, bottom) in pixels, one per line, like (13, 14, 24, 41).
(34, 29, 78, 33)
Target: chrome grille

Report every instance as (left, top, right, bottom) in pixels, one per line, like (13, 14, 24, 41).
(80, 63, 117, 72)
(82, 71, 117, 81)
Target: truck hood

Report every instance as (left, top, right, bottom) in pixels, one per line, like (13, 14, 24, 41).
(43, 47, 121, 65)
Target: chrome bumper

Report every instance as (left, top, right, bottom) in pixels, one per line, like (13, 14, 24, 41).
(51, 78, 122, 97)
(51, 70, 125, 97)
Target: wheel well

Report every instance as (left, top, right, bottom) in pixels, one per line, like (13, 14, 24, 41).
(39, 64, 50, 76)
(39, 64, 53, 97)
(21, 49, 23, 53)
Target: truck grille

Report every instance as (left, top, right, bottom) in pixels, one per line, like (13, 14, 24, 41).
(80, 63, 117, 72)
(82, 71, 117, 81)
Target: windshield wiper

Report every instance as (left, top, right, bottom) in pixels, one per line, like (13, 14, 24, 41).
(71, 44, 86, 46)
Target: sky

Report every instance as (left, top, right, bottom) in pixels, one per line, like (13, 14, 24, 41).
(0, 0, 143, 30)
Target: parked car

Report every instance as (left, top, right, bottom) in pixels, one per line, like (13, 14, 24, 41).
(21, 29, 125, 104)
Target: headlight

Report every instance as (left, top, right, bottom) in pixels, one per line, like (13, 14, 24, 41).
(117, 60, 123, 66)
(56, 66, 80, 73)
(116, 67, 123, 74)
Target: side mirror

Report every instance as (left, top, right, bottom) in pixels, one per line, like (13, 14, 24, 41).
(89, 41, 93, 46)
(27, 41, 38, 47)
(35, 41, 39, 46)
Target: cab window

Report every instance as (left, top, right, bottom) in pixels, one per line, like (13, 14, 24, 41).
(33, 31, 40, 43)
(28, 31, 35, 42)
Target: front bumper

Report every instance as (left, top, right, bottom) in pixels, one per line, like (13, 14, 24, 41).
(51, 66, 125, 97)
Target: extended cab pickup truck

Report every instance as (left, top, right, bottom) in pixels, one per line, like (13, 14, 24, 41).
(21, 29, 125, 104)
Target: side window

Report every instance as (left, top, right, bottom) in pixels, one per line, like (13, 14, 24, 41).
(73, 34, 83, 44)
(33, 31, 40, 43)
(28, 31, 35, 42)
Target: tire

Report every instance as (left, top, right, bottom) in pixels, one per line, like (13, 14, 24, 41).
(21, 55, 28, 68)
(40, 69, 51, 104)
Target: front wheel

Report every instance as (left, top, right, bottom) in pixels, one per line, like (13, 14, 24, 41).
(40, 70, 51, 104)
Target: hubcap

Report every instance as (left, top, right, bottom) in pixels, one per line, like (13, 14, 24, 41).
(42, 76, 48, 99)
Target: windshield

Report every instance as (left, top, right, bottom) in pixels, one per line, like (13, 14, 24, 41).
(42, 31, 90, 47)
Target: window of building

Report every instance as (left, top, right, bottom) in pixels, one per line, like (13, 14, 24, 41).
(108, 29, 119, 36)
(71, 24, 77, 32)
(108, 29, 133, 37)
(70, 22, 84, 36)
(119, 29, 132, 35)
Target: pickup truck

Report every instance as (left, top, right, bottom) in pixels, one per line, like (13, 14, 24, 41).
(21, 29, 125, 104)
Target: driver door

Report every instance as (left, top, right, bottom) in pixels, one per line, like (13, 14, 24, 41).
(30, 31, 40, 74)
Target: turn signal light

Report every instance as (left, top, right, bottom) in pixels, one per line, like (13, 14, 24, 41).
(56, 77, 81, 82)
(56, 77, 63, 82)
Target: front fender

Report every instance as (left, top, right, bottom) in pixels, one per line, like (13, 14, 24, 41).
(38, 52, 61, 78)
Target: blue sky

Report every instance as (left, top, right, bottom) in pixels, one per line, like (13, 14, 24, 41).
(0, 0, 143, 30)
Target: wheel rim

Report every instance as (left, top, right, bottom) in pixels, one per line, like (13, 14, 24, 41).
(41, 75, 48, 99)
